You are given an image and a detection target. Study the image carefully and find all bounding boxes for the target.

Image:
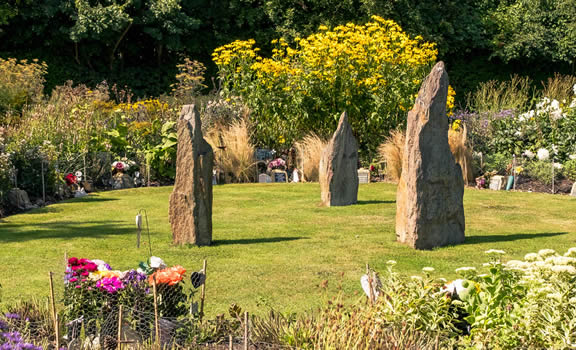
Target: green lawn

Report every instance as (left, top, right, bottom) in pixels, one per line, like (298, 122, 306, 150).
(0, 183, 575, 316)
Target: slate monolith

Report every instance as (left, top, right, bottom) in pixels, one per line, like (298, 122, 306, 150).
(396, 62, 465, 249)
(170, 105, 214, 246)
(319, 112, 359, 206)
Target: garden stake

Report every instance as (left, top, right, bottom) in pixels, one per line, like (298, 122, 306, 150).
(64, 250, 68, 270)
(199, 259, 207, 320)
(117, 305, 123, 350)
(366, 264, 374, 305)
(137, 209, 153, 257)
(229, 334, 233, 350)
(552, 159, 555, 194)
(512, 155, 517, 190)
(48, 272, 59, 349)
(41, 159, 46, 204)
(244, 311, 249, 350)
(152, 277, 160, 345)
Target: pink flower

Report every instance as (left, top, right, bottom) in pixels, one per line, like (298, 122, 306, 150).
(69, 277, 78, 283)
(75, 285, 81, 289)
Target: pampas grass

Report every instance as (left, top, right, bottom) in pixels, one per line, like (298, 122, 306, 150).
(378, 127, 473, 184)
(294, 133, 327, 182)
(378, 129, 405, 182)
(206, 119, 256, 183)
(448, 125, 474, 184)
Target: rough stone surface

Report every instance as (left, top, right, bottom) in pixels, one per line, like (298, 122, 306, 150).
(396, 61, 465, 250)
(169, 105, 214, 246)
(112, 172, 134, 189)
(7, 188, 35, 210)
(319, 112, 359, 206)
(571, 182, 576, 197)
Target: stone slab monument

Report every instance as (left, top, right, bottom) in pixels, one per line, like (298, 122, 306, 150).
(319, 111, 359, 206)
(396, 61, 465, 250)
(169, 105, 214, 246)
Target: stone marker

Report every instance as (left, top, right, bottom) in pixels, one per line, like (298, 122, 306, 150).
(169, 105, 214, 246)
(358, 168, 370, 184)
(258, 173, 271, 183)
(396, 61, 465, 250)
(319, 111, 359, 206)
(571, 182, 576, 197)
(489, 175, 505, 191)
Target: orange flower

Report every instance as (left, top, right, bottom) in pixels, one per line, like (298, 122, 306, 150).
(149, 265, 186, 286)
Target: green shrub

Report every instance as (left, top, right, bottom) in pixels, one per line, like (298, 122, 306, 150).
(482, 152, 511, 175)
(562, 159, 576, 181)
(525, 160, 558, 183)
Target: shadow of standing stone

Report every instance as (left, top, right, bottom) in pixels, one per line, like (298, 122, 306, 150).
(319, 111, 359, 206)
(396, 62, 465, 250)
(169, 105, 214, 246)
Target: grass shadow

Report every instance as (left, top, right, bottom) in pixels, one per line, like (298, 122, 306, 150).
(0, 220, 134, 242)
(464, 232, 568, 245)
(212, 236, 306, 245)
(356, 200, 395, 205)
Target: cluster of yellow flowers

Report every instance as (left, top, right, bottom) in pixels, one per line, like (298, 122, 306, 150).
(213, 16, 437, 95)
(116, 99, 169, 114)
(447, 85, 456, 117)
(212, 16, 443, 151)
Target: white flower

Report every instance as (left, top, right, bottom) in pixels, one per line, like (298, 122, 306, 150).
(550, 265, 576, 274)
(386, 260, 397, 266)
(514, 130, 522, 137)
(564, 247, 576, 257)
(455, 267, 476, 273)
(569, 297, 576, 304)
(538, 249, 556, 258)
(569, 154, 576, 160)
(523, 150, 535, 159)
(551, 144, 558, 155)
(150, 256, 166, 269)
(546, 293, 563, 301)
(524, 253, 540, 261)
(573, 83, 576, 95)
(442, 279, 469, 296)
(485, 249, 506, 255)
(553, 163, 563, 169)
(537, 148, 550, 161)
(411, 275, 423, 281)
(91, 259, 110, 271)
(422, 267, 435, 273)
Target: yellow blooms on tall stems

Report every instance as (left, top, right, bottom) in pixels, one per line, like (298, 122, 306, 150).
(213, 16, 438, 155)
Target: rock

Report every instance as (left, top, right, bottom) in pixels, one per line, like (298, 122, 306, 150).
(7, 188, 36, 210)
(396, 61, 465, 250)
(571, 182, 576, 197)
(319, 111, 359, 206)
(169, 105, 214, 246)
(112, 172, 134, 189)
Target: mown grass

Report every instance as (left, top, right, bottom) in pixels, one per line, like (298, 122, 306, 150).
(0, 183, 575, 316)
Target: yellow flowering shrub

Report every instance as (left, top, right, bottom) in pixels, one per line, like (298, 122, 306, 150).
(0, 58, 47, 114)
(213, 16, 438, 154)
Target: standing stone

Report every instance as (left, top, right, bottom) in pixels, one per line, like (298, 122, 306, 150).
(571, 182, 576, 197)
(319, 112, 359, 206)
(396, 62, 465, 250)
(169, 105, 214, 246)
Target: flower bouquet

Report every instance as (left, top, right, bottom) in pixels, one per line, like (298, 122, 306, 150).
(267, 158, 286, 171)
(63, 256, 190, 342)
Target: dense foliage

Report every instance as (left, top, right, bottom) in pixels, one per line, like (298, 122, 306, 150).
(214, 16, 437, 154)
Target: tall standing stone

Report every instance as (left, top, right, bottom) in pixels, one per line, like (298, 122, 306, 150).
(396, 62, 465, 249)
(319, 112, 359, 206)
(170, 105, 214, 246)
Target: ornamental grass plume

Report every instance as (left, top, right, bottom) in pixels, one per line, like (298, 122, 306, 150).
(206, 118, 257, 183)
(294, 133, 327, 182)
(377, 129, 405, 182)
(448, 124, 474, 184)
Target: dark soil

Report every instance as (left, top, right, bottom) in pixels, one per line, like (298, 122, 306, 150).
(511, 176, 573, 194)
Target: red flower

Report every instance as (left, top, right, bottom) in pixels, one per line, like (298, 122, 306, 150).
(65, 173, 77, 185)
(68, 257, 79, 265)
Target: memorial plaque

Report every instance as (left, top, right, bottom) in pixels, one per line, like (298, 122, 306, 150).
(489, 175, 505, 191)
(358, 169, 370, 184)
(259, 173, 272, 183)
(271, 170, 288, 183)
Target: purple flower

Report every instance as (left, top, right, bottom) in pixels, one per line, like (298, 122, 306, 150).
(4, 313, 19, 320)
(0, 320, 7, 330)
(96, 277, 124, 293)
(0, 331, 43, 350)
